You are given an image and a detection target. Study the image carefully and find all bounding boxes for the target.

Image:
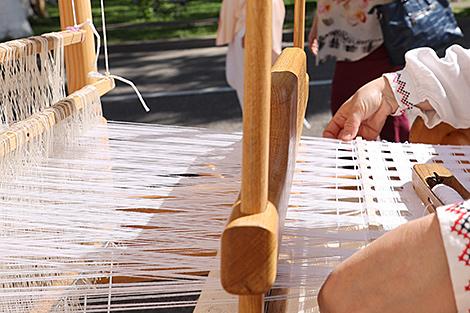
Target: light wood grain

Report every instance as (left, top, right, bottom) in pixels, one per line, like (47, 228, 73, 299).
(219, 47, 309, 313)
(293, 0, 306, 49)
(240, 295, 264, 313)
(58, 0, 97, 94)
(265, 47, 308, 313)
(221, 200, 279, 295)
(410, 117, 470, 145)
(241, 0, 272, 216)
(412, 164, 470, 212)
(0, 30, 86, 63)
(0, 77, 114, 159)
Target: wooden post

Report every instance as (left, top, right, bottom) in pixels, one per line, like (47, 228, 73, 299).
(293, 0, 306, 49)
(58, 0, 97, 94)
(241, 0, 272, 216)
(240, 295, 264, 313)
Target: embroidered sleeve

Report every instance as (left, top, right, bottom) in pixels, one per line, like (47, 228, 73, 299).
(383, 71, 421, 117)
(385, 45, 470, 128)
(436, 201, 470, 313)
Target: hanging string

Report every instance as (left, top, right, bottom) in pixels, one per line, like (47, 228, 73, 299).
(98, 0, 150, 112)
(100, 0, 110, 75)
(66, 0, 150, 112)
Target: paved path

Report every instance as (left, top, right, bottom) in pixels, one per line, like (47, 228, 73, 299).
(101, 17, 470, 137)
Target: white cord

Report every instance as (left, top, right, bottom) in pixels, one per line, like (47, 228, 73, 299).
(71, 0, 77, 26)
(100, 0, 110, 75)
(98, 0, 150, 112)
(67, 0, 151, 112)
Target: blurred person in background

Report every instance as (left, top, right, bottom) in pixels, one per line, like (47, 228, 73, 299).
(216, 0, 285, 109)
(308, 0, 410, 142)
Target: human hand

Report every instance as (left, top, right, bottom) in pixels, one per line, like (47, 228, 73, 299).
(318, 213, 457, 313)
(323, 77, 398, 141)
(308, 13, 319, 56)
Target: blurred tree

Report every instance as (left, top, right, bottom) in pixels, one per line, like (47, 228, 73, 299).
(0, 0, 33, 40)
(136, 0, 156, 19)
(134, 0, 189, 19)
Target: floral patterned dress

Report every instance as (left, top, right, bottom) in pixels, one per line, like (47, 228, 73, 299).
(317, 0, 391, 62)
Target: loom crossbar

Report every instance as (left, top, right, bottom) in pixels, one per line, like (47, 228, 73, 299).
(0, 30, 86, 63)
(0, 76, 114, 158)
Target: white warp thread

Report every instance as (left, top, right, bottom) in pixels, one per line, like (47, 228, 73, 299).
(0, 33, 65, 127)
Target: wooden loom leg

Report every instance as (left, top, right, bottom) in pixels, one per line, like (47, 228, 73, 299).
(58, 0, 97, 94)
(240, 295, 264, 313)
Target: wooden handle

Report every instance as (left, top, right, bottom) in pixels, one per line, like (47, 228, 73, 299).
(241, 0, 272, 215)
(293, 0, 306, 49)
(58, 0, 97, 94)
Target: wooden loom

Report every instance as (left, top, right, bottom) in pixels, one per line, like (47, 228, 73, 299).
(216, 0, 470, 312)
(1, 1, 469, 313)
(218, 0, 309, 312)
(0, 1, 114, 157)
(0, 0, 308, 311)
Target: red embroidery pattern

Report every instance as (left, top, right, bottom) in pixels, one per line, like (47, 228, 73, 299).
(393, 73, 415, 114)
(445, 203, 470, 295)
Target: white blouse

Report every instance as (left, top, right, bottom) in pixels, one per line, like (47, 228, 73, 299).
(384, 45, 470, 129)
(384, 44, 470, 312)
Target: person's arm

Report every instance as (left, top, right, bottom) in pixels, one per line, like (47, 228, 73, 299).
(384, 45, 470, 129)
(323, 45, 470, 141)
(318, 201, 470, 313)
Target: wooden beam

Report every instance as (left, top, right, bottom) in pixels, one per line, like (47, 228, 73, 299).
(0, 30, 86, 63)
(58, 0, 97, 94)
(241, 0, 272, 216)
(0, 77, 114, 159)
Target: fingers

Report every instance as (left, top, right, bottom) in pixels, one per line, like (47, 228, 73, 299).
(307, 33, 317, 55)
(323, 113, 345, 139)
(338, 112, 361, 141)
(311, 39, 318, 56)
(323, 111, 361, 141)
(323, 77, 392, 141)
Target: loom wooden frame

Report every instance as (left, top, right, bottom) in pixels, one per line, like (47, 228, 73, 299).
(0, 0, 114, 159)
(1, 0, 468, 312)
(216, 0, 470, 312)
(217, 0, 309, 312)
(0, 1, 114, 311)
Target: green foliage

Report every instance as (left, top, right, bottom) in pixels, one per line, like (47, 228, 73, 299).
(137, 0, 155, 19)
(29, 0, 318, 43)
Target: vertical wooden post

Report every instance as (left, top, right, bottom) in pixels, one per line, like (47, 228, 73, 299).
(239, 0, 272, 311)
(241, 0, 272, 216)
(240, 295, 264, 313)
(293, 0, 306, 50)
(58, 0, 97, 94)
